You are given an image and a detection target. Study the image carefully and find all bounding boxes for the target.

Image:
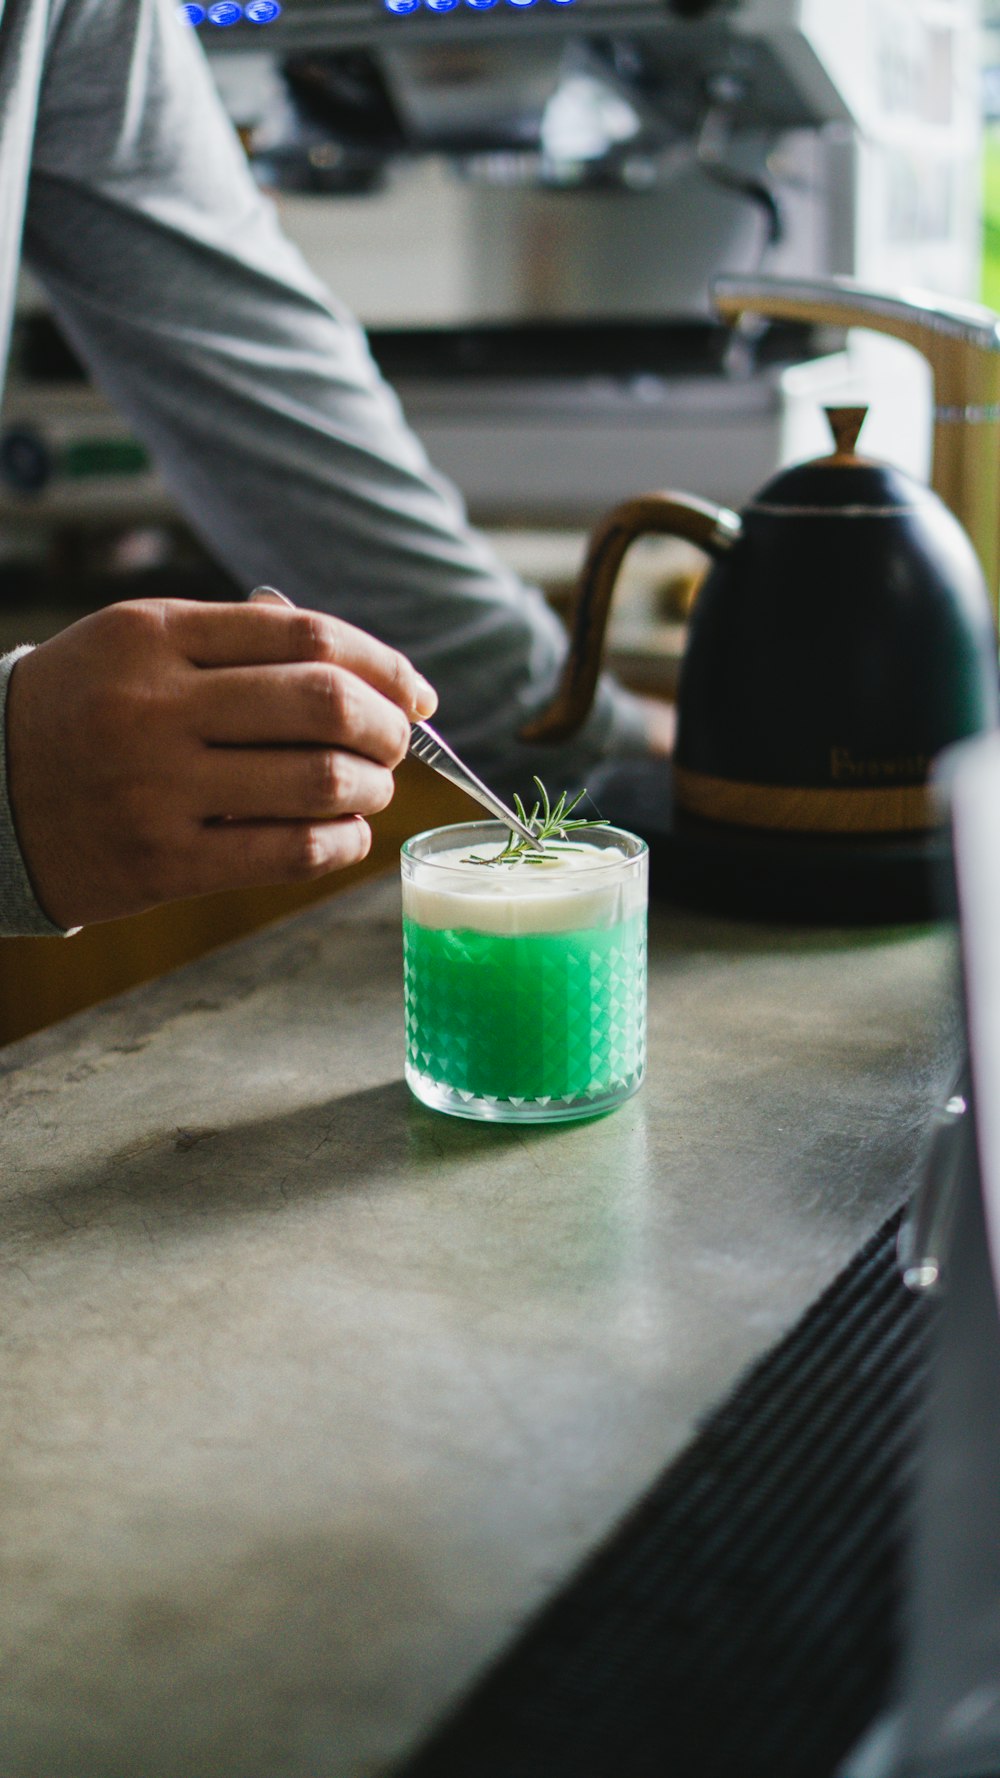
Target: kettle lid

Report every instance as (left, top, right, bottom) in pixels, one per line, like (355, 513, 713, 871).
(747, 405, 923, 516)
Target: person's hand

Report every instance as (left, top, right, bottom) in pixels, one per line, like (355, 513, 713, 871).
(5, 598, 437, 929)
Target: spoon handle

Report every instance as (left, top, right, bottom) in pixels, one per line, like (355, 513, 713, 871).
(408, 721, 544, 849)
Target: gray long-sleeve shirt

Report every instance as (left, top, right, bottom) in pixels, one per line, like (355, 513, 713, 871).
(0, 0, 648, 937)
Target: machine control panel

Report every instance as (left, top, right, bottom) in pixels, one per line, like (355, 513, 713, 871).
(195, 0, 718, 50)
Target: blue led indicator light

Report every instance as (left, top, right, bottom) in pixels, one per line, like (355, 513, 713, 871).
(207, 1, 243, 22)
(245, 0, 281, 17)
(178, 2, 206, 21)
(383, 0, 575, 13)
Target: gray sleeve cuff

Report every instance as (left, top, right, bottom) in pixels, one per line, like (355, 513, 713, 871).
(0, 648, 77, 938)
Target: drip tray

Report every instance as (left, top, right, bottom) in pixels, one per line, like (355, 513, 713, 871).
(398, 1208, 933, 1778)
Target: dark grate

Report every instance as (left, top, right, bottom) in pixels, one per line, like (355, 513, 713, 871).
(398, 1209, 934, 1778)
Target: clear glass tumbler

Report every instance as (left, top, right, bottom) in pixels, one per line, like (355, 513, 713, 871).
(401, 820, 648, 1123)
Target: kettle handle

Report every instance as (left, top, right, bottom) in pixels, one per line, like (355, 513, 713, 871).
(520, 491, 741, 745)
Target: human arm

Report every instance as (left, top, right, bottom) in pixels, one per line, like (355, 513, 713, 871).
(22, 0, 656, 806)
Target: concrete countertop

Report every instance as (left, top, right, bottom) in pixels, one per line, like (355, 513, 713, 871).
(0, 876, 960, 1777)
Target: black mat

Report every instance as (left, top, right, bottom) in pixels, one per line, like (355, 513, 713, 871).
(397, 1208, 934, 1778)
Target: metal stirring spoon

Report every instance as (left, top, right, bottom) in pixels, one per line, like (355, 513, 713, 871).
(249, 587, 544, 851)
(406, 719, 544, 849)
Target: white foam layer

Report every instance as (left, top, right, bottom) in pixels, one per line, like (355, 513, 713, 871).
(402, 839, 645, 935)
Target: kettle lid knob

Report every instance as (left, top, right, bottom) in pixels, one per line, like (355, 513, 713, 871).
(824, 405, 868, 459)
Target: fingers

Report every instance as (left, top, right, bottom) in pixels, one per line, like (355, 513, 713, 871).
(190, 663, 413, 765)
(170, 599, 438, 720)
(198, 746, 396, 822)
(2, 598, 393, 929)
(197, 815, 373, 894)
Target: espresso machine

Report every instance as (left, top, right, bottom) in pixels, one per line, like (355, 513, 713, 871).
(0, 0, 982, 535)
(200, 0, 981, 517)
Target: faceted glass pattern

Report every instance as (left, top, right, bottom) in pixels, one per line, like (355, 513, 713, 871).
(403, 914, 647, 1122)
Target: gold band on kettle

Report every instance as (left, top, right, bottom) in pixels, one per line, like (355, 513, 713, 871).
(673, 767, 940, 834)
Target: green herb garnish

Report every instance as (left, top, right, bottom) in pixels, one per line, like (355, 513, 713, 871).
(465, 778, 603, 867)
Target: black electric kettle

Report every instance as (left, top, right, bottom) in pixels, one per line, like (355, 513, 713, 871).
(524, 407, 1000, 846)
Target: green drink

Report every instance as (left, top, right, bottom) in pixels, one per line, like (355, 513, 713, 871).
(401, 822, 648, 1123)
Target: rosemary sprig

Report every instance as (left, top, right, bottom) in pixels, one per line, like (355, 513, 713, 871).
(464, 778, 603, 867)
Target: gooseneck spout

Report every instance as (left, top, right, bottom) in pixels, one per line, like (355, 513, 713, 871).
(713, 274, 1000, 618)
